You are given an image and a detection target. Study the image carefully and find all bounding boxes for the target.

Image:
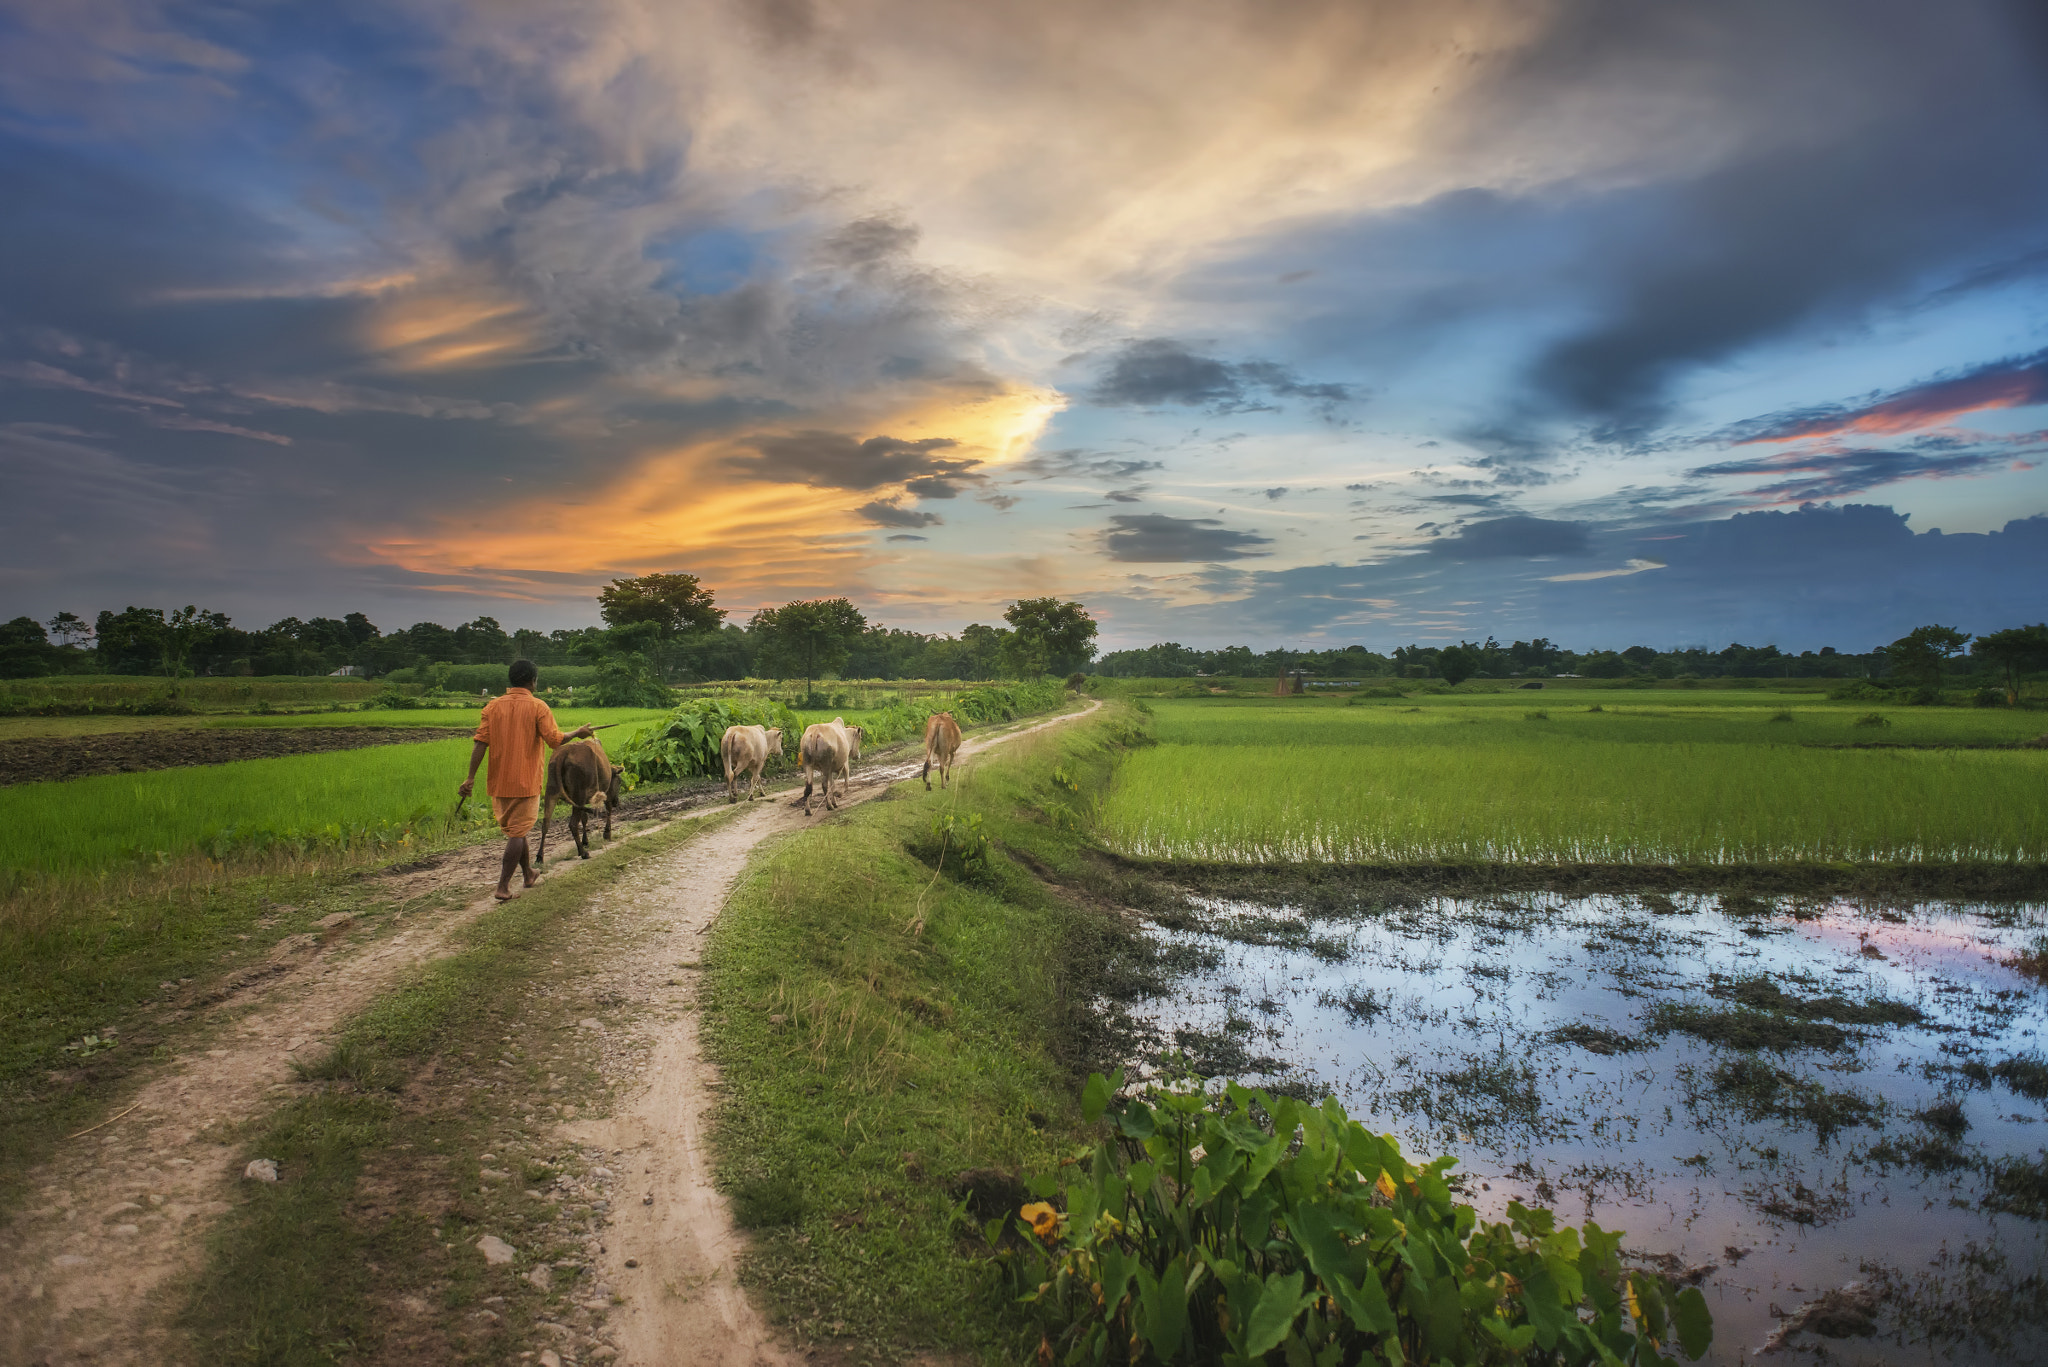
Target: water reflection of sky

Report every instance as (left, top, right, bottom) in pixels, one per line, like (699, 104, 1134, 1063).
(1128, 894, 2048, 1364)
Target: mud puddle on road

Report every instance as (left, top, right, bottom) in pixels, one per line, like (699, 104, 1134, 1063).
(1125, 891, 2048, 1364)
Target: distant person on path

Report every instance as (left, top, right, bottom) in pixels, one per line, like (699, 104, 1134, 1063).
(458, 659, 594, 900)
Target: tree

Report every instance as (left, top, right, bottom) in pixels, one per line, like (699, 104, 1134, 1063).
(599, 573, 727, 681)
(0, 617, 54, 678)
(1885, 624, 1972, 699)
(750, 598, 867, 699)
(159, 606, 229, 677)
(1437, 643, 1481, 685)
(45, 611, 92, 651)
(1973, 623, 2048, 704)
(1003, 598, 1099, 677)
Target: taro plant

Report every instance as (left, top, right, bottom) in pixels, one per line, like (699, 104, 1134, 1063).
(1000, 1073, 1711, 1366)
(615, 697, 801, 783)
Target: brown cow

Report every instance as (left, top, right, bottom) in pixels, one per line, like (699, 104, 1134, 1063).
(796, 717, 864, 815)
(720, 724, 783, 803)
(921, 711, 961, 790)
(537, 737, 622, 862)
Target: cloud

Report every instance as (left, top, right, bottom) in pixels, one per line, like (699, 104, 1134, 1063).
(1426, 516, 1590, 558)
(1101, 514, 1274, 563)
(1492, 3, 2048, 427)
(1262, 487, 1289, 500)
(1726, 348, 2048, 444)
(885, 533, 928, 542)
(1544, 557, 1666, 582)
(734, 432, 975, 489)
(855, 499, 944, 528)
(1087, 339, 1352, 413)
(1686, 446, 2023, 502)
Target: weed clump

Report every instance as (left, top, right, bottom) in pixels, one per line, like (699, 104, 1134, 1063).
(1854, 712, 1891, 728)
(1708, 1057, 1879, 1141)
(1549, 1022, 1647, 1056)
(1983, 1152, 2048, 1220)
(1992, 1053, 2048, 1100)
(1649, 1003, 1848, 1052)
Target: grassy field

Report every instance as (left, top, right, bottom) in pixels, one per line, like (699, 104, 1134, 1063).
(1097, 690, 2048, 865)
(0, 708, 672, 881)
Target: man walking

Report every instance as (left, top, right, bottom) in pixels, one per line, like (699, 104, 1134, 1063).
(458, 660, 595, 900)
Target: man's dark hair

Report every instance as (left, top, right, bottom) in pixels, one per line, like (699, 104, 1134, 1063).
(508, 659, 538, 688)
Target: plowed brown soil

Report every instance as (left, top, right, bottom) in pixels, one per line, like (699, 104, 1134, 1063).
(0, 727, 471, 786)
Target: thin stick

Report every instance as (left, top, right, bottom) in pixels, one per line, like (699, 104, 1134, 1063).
(67, 1100, 142, 1141)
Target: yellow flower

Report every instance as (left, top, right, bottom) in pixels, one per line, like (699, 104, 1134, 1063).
(1021, 1201, 1064, 1241)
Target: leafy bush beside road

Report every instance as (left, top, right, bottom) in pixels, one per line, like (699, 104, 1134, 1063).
(615, 697, 802, 782)
(1007, 1073, 1712, 1366)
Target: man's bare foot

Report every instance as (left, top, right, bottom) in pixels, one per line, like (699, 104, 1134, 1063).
(522, 872, 541, 888)
(495, 886, 516, 901)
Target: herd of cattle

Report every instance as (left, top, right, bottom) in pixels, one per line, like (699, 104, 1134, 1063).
(535, 711, 965, 861)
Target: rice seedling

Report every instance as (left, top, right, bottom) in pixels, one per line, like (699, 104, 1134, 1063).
(0, 712, 670, 882)
(1096, 695, 2048, 864)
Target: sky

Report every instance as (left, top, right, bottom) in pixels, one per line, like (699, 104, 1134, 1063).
(2, 0, 2047, 652)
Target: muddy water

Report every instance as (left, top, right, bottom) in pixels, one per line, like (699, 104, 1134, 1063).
(1129, 893, 2048, 1363)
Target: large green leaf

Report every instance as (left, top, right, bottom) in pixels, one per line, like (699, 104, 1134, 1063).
(1673, 1286, 1713, 1360)
(1242, 1271, 1316, 1357)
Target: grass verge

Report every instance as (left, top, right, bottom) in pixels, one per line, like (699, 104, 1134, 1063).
(697, 700, 1162, 1361)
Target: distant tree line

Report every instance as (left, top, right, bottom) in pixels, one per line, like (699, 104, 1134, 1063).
(9, 585, 2038, 700)
(1094, 625, 2048, 697)
(0, 576, 1103, 687)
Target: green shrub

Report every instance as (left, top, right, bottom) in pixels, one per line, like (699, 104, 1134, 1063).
(616, 696, 802, 783)
(1852, 712, 1891, 728)
(1003, 1074, 1711, 1365)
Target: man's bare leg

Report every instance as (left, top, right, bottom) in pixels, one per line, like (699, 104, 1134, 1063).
(497, 836, 538, 899)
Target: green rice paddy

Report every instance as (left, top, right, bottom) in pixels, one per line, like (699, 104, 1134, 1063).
(0, 709, 670, 880)
(1097, 691, 2048, 864)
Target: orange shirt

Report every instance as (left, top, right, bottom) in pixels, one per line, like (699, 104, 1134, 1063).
(473, 688, 566, 797)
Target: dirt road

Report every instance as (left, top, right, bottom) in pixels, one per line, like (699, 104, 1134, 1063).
(0, 700, 1093, 1367)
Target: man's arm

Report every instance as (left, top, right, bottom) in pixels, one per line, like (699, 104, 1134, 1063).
(538, 705, 594, 749)
(458, 739, 488, 798)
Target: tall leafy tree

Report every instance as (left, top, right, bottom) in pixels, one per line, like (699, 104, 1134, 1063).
(1437, 643, 1481, 685)
(1002, 598, 1099, 677)
(1885, 624, 1972, 697)
(750, 598, 867, 698)
(599, 573, 727, 681)
(159, 606, 230, 677)
(1973, 623, 2048, 703)
(45, 611, 93, 651)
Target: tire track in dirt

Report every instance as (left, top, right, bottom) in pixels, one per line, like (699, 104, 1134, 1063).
(0, 701, 1093, 1366)
(0, 799, 728, 1366)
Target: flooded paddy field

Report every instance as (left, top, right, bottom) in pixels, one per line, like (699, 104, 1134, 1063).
(1122, 888, 2048, 1363)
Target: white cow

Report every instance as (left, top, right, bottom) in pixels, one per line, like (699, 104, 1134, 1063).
(719, 724, 784, 803)
(796, 717, 864, 815)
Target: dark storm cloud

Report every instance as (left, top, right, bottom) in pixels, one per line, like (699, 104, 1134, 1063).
(902, 475, 965, 499)
(1426, 516, 1590, 559)
(1501, 1, 2048, 429)
(1102, 504, 2048, 651)
(1721, 347, 2048, 445)
(855, 499, 943, 528)
(1101, 514, 1273, 563)
(1087, 339, 1353, 414)
(734, 432, 976, 489)
(1686, 446, 2023, 503)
